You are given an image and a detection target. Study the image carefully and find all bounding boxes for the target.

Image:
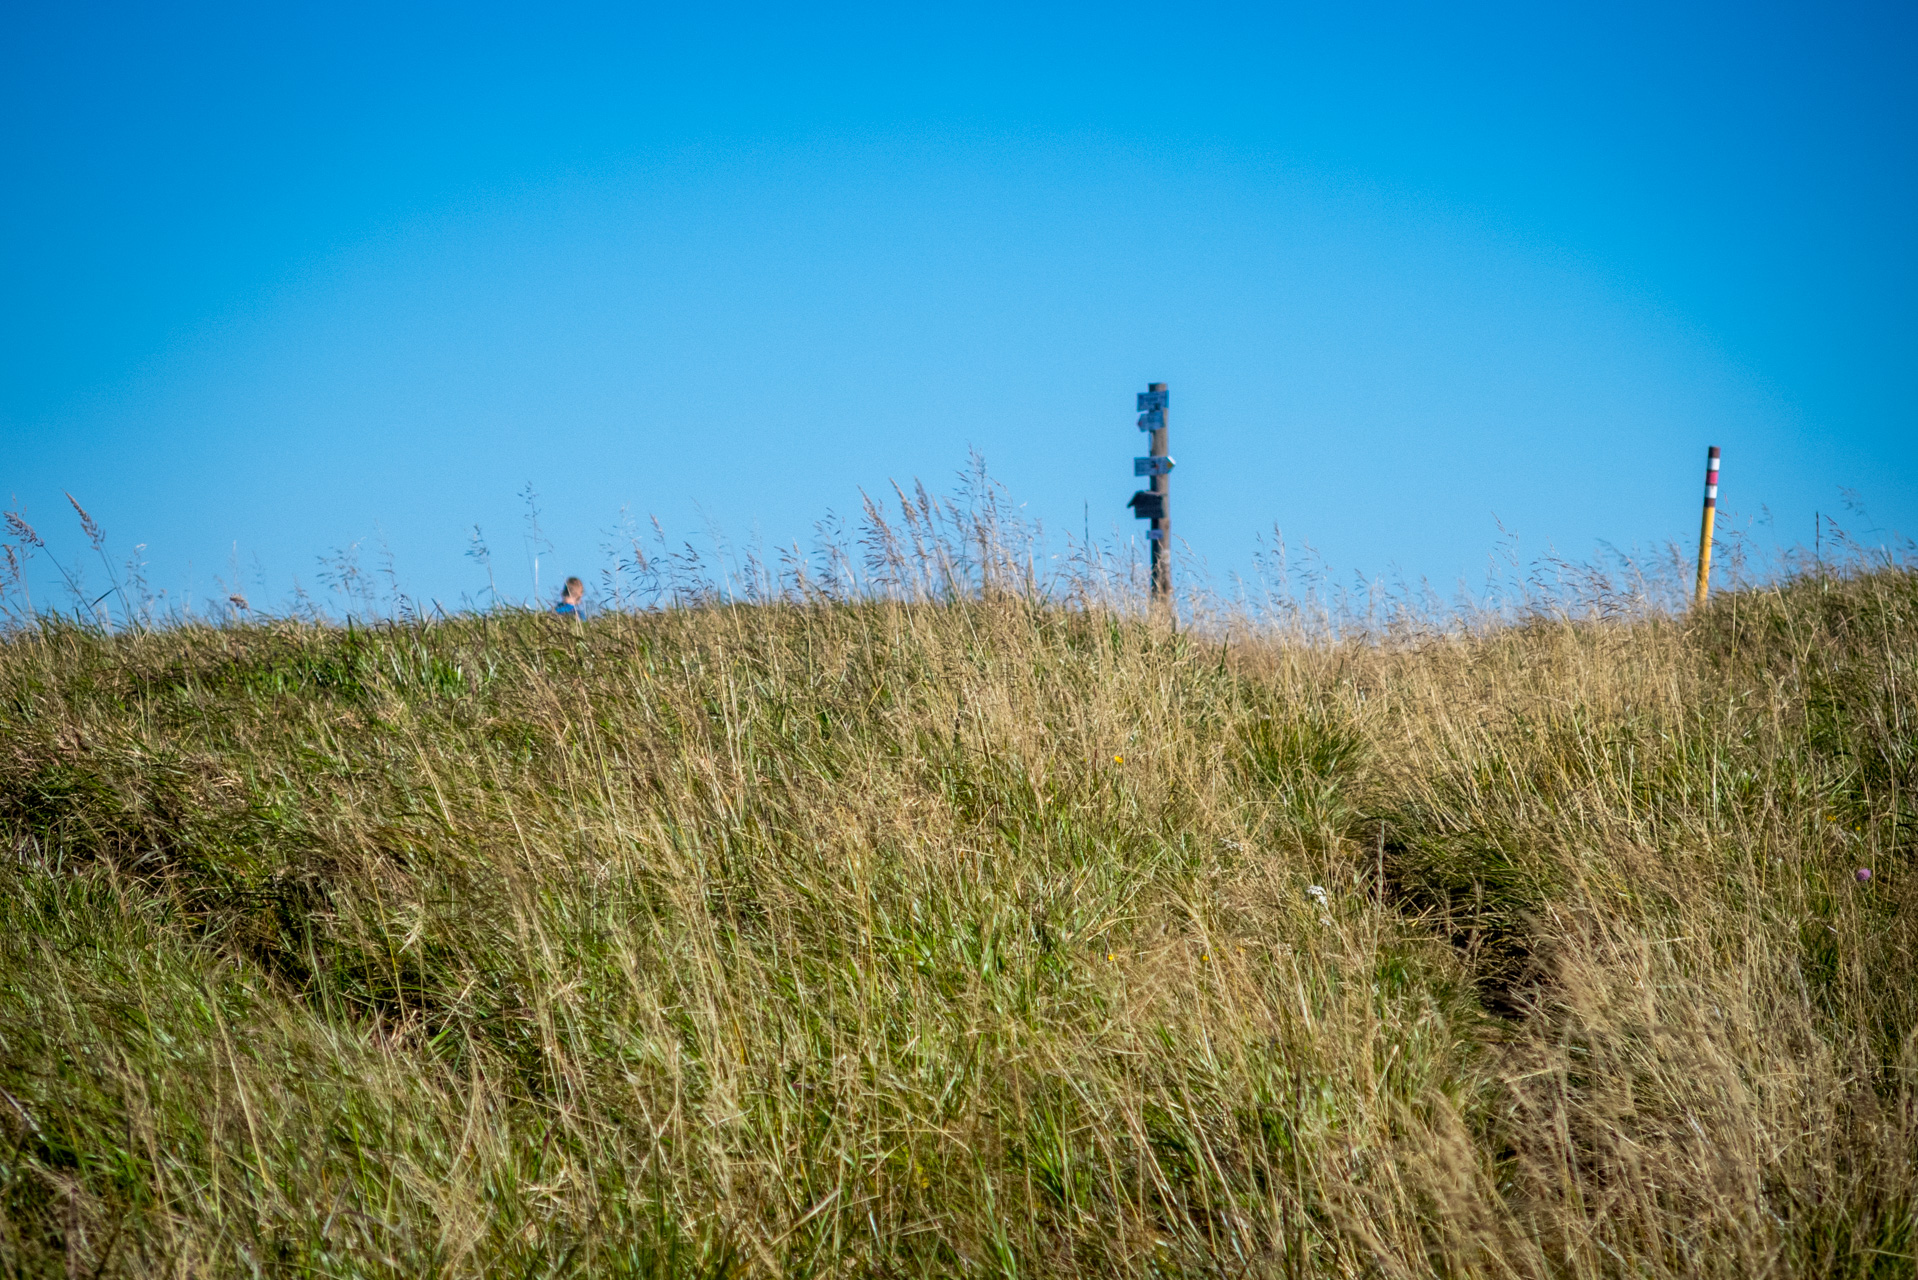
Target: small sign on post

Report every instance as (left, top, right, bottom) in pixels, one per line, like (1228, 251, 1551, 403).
(1134, 456, 1175, 477)
(1127, 491, 1166, 520)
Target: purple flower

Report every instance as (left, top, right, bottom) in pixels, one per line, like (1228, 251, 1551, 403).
(1856, 868, 1872, 884)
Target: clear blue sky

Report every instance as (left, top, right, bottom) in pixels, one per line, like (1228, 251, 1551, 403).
(5, 1, 1914, 614)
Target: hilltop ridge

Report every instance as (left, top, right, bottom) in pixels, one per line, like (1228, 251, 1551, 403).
(0, 570, 1913, 1278)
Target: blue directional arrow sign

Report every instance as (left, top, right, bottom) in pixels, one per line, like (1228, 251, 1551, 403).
(1137, 389, 1168, 412)
(1134, 456, 1176, 476)
(1137, 409, 1164, 431)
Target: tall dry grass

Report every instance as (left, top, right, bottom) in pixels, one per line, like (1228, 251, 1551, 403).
(0, 488, 1912, 1277)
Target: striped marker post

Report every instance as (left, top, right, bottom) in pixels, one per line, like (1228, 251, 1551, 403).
(1694, 446, 1720, 606)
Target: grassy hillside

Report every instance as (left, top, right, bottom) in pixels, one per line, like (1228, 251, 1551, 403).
(0, 570, 1912, 1278)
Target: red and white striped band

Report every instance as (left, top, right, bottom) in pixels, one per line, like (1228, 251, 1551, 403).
(1703, 447, 1720, 510)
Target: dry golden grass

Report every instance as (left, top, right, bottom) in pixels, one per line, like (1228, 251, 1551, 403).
(0, 551, 1912, 1276)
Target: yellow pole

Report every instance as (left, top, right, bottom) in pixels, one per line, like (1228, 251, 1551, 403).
(1694, 446, 1720, 606)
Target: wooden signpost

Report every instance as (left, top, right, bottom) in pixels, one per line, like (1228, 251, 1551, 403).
(1131, 383, 1173, 603)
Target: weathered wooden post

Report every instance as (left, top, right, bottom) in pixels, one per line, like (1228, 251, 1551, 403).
(1129, 383, 1173, 603)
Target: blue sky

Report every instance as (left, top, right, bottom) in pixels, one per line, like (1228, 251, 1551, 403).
(5, 1, 1914, 614)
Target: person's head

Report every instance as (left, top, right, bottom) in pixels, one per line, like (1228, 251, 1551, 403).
(562, 576, 584, 603)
